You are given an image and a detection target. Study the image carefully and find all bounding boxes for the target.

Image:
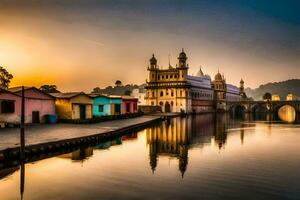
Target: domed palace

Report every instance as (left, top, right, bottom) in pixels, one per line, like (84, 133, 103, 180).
(145, 49, 245, 113)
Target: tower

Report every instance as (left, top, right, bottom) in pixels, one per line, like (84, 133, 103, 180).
(177, 49, 188, 81)
(212, 70, 227, 110)
(239, 78, 247, 99)
(148, 54, 157, 82)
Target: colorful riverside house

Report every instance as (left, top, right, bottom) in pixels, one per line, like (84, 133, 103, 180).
(51, 92, 93, 120)
(1, 87, 56, 124)
(108, 95, 123, 115)
(122, 96, 138, 114)
(90, 94, 112, 117)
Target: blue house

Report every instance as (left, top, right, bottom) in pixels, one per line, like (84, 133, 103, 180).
(91, 94, 122, 117)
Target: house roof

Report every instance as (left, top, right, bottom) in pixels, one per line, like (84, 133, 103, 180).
(0, 89, 21, 97)
(121, 95, 138, 101)
(51, 92, 92, 99)
(88, 93, 110, 98)
(8, 86, 56, 99)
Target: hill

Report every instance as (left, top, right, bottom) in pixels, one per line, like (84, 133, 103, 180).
(245, 79, 300, 100)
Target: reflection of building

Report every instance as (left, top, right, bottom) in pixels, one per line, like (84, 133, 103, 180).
(145, 50, 242, 113)
(214, 114, 227, 149)
(146, 118, 190, 177)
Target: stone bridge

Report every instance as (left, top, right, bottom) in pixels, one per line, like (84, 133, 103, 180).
(227, 100, 300, 114)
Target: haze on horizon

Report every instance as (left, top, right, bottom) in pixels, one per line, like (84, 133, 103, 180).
(0, 0, 299, 92)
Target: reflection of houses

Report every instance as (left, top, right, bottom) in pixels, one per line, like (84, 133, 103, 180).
(0, 87, 56, 125)
(59, 147, 94, 161)
(122, 132, 138, 141)
(51, 92, 93, 120)
(146, 118, 190, 177)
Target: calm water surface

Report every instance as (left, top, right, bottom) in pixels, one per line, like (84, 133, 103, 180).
(0, 111, 300, 200)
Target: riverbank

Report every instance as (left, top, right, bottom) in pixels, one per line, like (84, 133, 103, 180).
(0, 115, 162, 162)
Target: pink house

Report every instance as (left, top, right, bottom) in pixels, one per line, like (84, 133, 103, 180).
(0, 87, 56, 125)
(122, 96, 138, 114)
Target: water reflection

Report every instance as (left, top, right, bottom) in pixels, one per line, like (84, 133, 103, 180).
(278, 105, 296, 123)
(59, 147, 94, 161)
(1, 113, 300, 199)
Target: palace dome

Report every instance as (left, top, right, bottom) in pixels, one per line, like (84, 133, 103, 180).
(214, 72, 223, 81)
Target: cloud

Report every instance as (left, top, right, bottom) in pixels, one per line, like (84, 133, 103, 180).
(84, 39, 104, 46)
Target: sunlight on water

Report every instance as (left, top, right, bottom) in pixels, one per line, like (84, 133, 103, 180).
(278, 105, 296, 123)
(0, 114, 300, 200)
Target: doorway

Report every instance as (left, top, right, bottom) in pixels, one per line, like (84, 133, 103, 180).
(32, 111, 40, 123)
(79, 105, 86, 120)
(165, 102, 171, 113)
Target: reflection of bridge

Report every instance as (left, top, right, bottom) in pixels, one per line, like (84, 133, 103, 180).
(227, 100, 300, 115)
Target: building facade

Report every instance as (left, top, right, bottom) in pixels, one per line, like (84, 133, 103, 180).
(145, 50, 242, 113)
(52, 92, 93, 120)
(2, 87, 56, 124)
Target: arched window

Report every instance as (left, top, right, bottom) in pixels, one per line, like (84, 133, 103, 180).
(160, 91, 163, 97)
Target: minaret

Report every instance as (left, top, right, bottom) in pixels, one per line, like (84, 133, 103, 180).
(177, 49, 188, 81)
(239, 78, 247, 99)
(148, 54, 158, 82)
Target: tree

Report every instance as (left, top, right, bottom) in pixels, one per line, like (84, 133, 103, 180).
(124, 90, 131, 96)
(115, 80, 122, 87)
(92, 87, 101, 93)
(40, 85, 60, 93)
(263, 92, 272, 101)
(0, 66, 13, 89)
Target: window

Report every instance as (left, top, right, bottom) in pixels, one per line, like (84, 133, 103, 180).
(152, 92, 155, 97)
(160, 91, 163, 97)
(162, 75, 164, 79)
(98, 105, 104, 112)
(166, 75, 168, 79)
(180, 91, 182, 97)
(170, 75, 173, 79)
(114, 104, 121, 114)
(1, 101, 15, 113)
(171, 91, 174, 97)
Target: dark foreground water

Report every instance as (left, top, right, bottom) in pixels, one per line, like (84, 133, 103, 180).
(0, 112, 300, 200)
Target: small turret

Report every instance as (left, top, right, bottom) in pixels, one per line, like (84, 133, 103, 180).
(149, 54, 157, 69)
(178, 48, 188, 68)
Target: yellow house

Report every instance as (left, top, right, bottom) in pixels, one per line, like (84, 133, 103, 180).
(271, 94, 280, 101)
(286, 93, 295, 101)
(51, 92, 93, 120)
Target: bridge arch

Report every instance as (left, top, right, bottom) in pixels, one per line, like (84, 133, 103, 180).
(251, 103, 269, 113)
(272, 102, 297, 114)
(229, 104, 246, 117)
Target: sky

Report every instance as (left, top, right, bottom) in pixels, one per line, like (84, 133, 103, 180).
(0, 0, 299, 92)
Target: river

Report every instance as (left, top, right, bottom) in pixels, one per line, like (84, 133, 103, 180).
(0, 109, 300, 200)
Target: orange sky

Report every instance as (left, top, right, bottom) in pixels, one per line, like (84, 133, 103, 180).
(0, 1, 299, 92)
